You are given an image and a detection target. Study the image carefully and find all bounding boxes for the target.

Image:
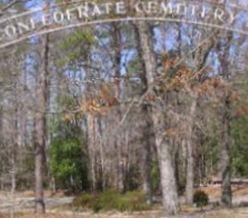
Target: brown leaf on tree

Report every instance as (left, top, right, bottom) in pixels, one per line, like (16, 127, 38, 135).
(99, 84, 119, 107)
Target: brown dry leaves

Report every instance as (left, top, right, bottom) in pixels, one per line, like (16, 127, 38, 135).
(63, 84, 120, 121)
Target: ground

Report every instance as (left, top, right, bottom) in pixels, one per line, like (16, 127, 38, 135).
(1, 208, 248, 218)
(0, 185, 247, 218)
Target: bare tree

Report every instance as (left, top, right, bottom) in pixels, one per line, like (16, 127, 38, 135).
(135, 21, 179, 215)
(34, 34, 50, 213)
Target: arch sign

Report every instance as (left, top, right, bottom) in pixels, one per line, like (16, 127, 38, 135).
(0, 0, 247, 49)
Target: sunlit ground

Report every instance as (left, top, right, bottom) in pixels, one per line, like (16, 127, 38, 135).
(1, 207, 248, 218)
(0, 185, 248, 218)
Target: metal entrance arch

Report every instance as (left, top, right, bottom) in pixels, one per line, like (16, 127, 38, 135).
(0, 0, 247, 49)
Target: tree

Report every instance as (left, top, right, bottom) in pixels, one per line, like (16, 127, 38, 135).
(34, 34, 50, 213)
(218, 32, 233, 208)
(135, 21, 179, 215)
(50, 122, 88, 192)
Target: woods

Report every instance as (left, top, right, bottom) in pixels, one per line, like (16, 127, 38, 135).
(0, 0, 247, 217)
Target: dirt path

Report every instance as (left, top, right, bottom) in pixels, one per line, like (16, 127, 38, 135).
(0, 187, 248, 217)
(1, 208, 248, 218)
(0, 196, 74, 212)
(0, 195, 247, 213)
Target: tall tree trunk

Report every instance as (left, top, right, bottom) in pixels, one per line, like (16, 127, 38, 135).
(158, 138, 179, 215)
(134, 21, 179, 214)
(185, 98, 197, 204)
(141, 103, 153, 204)
(219, 95, 232, 207)
(218, 31, 233, 207)
(132, 22, 154, 205)
(11, 86, 19, 218)
(0, 106, 2, 144)
(112, 23, 124, 192)
(10, 152, 16, 218)
(87, 114, 97, 192)
(34, 34, 50, 213)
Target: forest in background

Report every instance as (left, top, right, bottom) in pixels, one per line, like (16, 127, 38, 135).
(0, 0, 248, 217)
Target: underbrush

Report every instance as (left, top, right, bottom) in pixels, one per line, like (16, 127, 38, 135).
(72, 190, 151, 212)
(193, 190, 209, 208)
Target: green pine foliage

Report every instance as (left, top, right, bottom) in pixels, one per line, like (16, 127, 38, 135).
(50, 121, 88, 192)
(231, 116, 248, 177)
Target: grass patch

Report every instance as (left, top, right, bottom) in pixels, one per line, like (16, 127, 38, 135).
(72, 190, 151, 212)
